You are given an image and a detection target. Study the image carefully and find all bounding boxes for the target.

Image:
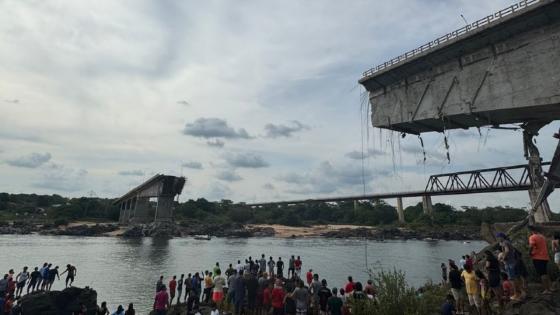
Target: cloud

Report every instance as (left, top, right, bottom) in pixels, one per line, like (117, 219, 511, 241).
(345, 148, 386, 160)
(216, 170, 242, 182)
(276, 160, 382, 195)
(182, 118, 251, 139)
(177, 100, 190, 106)
(264, 120, 309, 138)
(118, 170, 145, 176)
(4, 99, 19, 104)
(33, 165, 88, 192)
(205, 181, 232, 201)
(6, 152, 52, 168)
(182, 161, 203, 169)
(263, 183, 275, 190)
(225, 152, 269, 168)
(206, 139, 225, 148)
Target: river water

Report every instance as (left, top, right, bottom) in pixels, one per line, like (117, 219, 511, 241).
(0, 235, 484, 314)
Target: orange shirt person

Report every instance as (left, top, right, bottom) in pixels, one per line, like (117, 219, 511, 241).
(528, 225, 551, 293)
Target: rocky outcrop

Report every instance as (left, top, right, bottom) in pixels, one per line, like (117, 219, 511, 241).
(177, 222, 275, 238)
(19, 286, 97, 315)
(43, 224, 118, 236)
(319, 226, 479, 240)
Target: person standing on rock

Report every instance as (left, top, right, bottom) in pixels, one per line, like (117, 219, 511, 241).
(169, 275, 177, 304)
(259, 254, 267, 274)
(268, 257, 276, 277)
(176, 274, 184, 304)
(47, 266, 60, 291)
(184, 273, 193, 303)
(61, 264, 77, 288)
(288, 256, 295, 278)
(528, 225, 552, 294)
(15, 266, 29, 298)
(37, 262, 47, 290)
(294, 256, 302, 278)
(276, 257, 284, 279)
(156, 276, 164, 292)
(153, 285, 170, 315)
(27, 267, 41, 294)
(40, 264, 51, 291)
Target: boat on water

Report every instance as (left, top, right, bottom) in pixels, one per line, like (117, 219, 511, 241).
(194, 235, 211, 240)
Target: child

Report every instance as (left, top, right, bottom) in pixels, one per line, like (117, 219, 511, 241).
(501, 272, 513, 301)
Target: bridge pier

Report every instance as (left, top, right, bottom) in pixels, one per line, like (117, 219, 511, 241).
(422, 195, 433, 216)
(396, 197, 405, 224)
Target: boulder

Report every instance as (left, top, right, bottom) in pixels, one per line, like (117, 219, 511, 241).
(20, 287, 97, 315)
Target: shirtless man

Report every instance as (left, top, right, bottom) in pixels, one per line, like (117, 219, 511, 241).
(61, 264, 77, 288)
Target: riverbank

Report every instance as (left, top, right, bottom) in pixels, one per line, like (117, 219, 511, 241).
(0, 220, 481, 240)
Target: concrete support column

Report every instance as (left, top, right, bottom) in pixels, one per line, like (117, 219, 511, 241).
(155, 196, 174, 222)
(396, 197, 405, 224)
(422, 195, 433, 216)
(529, 188, 552, 223)
(353, 200, 359, 210)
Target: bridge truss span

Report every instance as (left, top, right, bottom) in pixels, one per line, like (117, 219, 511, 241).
(425, 162, 551, 195)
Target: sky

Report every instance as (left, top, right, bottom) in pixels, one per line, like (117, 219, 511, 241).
(0, 0, 559, 210)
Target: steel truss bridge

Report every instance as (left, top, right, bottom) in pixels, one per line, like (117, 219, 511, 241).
(249, 162, 552, 206)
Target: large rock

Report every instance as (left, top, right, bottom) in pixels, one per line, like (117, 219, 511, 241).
(20, 287, 97, 315)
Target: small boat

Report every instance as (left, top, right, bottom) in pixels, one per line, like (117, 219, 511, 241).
(194, 235, 211, 240)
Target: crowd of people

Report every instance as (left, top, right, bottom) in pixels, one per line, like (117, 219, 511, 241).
(152, 254, 377, 315)
(0, 263, 77, 314)
(439, 226, 559, 315)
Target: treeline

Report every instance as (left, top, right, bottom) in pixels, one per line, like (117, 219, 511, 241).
(175, 199, 532, 226)
(0, 193, 120, 222)
(0, 192, 541, 226)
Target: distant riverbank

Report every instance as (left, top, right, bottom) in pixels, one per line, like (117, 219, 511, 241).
(0, 220, 482, 240)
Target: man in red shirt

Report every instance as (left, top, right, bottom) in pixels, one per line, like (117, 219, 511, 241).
(271, 279, 285, 315)
(528, 225, 551, 293)
(294, 256, 302, 278)
(344, 276, 354, 296)
(168, 276, 177, 304)
(306, 269, 313, 286)
(154, 285, 170, 315)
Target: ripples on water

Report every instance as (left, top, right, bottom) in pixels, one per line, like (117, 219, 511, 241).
(0, 235, 485, 314)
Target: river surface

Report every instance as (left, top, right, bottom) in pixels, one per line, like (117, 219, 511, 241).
(0, 235, 485, 314)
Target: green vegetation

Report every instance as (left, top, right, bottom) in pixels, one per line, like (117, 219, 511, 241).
(0, 193, 120, 223)
(351, 269, 447, 315)
(0, 192, 531, 227)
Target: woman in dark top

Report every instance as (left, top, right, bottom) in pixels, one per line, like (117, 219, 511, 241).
(485, 250, 503, 306)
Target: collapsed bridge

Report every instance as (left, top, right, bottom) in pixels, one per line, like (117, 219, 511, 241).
(358, 0, 560, 222)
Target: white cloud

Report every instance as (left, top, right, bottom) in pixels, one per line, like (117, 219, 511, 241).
(264, 121, 309, 138)
(6, 152, 52, 168)
(182, 161, 203, 170)
(183, 118, 251, 139)
(216, 170, 243, 182)
(224, 152, 269, 168)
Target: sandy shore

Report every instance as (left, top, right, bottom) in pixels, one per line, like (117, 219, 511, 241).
(248, 224, 371, 238)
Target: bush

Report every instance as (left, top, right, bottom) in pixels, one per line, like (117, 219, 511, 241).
(350, 269, 446, 315)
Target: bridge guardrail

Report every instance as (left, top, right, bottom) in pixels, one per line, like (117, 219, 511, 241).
(362, 0, 541, 78)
